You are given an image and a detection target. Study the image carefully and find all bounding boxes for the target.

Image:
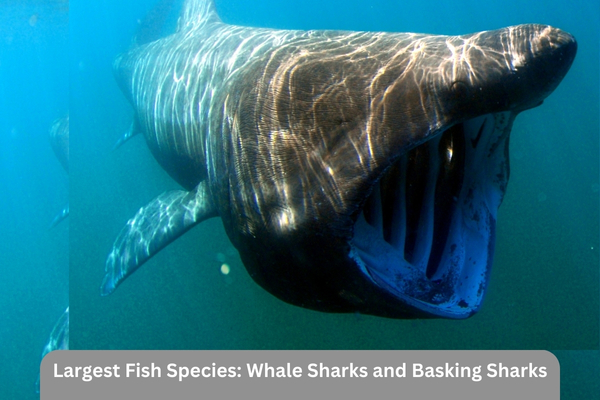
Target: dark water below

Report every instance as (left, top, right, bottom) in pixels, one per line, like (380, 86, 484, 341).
(0, 0, 597, 398)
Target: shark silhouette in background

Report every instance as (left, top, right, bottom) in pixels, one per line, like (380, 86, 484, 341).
(38, 115, 70, 393)
(102, 0, 576, 319)
(49, 115, 69, 228)
(36, 307, 69, 393)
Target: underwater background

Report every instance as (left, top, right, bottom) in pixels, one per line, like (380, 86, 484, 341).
(0, 0, 597, 398)
(0, 0, 68, 399)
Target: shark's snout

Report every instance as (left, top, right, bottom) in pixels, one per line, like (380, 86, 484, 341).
(506, 25, 577, 111)
(347, 25, 578, 318)
(528, 25, 577, 64)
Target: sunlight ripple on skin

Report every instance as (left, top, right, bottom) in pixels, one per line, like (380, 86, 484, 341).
(102, 0, 577, 319)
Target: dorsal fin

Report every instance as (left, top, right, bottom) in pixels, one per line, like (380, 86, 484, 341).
(177, 0, 221, 31)
(134, 0, 179, 45)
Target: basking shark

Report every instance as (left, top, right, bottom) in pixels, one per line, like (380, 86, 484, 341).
(49, 115, 69, 228)
(102, 0, 576, 318)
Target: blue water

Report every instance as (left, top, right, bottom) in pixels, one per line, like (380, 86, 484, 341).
(0, 1, 68, 398)
(1, 0, 598, 398)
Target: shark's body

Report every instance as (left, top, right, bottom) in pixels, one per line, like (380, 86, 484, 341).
(103, 0, 576, 318)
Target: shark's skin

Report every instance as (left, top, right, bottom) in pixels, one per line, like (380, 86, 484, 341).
(49, 115, 69, 228)
(102, 0, 576, 318)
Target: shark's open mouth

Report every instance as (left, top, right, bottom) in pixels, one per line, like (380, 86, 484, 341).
(350, 112, 514, 318)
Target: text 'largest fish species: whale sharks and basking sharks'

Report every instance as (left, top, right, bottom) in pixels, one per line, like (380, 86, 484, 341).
(102, 0, 576, 318)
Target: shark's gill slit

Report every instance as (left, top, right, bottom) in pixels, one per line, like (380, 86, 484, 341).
(403, 144, 430, 264)
(471, 118, 487, 148)
(381, 161, 406, 250)
(363, 183, 383, 233)
(427, 125, 466, 279)
(356, 117, 484, 283)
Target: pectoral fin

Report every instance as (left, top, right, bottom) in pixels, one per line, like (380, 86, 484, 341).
(101, 181, 217, 295)
(111, 121, 141, 151)
(49, 203, 69, 229)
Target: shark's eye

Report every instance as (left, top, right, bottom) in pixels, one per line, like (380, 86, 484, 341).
(450, 80, 470, 100)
